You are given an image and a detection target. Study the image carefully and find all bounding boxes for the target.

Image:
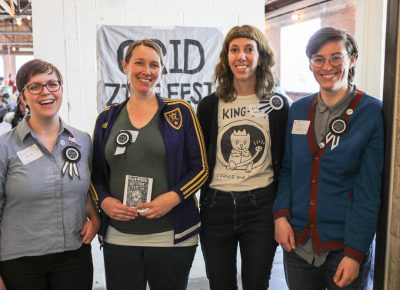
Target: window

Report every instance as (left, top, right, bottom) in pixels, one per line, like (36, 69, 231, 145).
(280, 18, 321, 93)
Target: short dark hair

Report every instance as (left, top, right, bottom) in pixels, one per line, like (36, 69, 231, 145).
(16, 59, 63, 93)
(306, 27, 358, 83)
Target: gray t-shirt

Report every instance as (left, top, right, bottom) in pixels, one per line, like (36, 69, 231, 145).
(0, 116, 91, 261)
(105, 105, 173, 234)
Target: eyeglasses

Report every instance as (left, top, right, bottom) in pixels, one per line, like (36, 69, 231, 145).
(310, 53, 347, 68)
(23, 80, 61, 95)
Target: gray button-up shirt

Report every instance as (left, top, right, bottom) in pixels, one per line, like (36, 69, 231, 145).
(0, 116, 92, 261)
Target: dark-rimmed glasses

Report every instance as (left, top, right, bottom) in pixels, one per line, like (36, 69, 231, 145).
(310, 53, 347, 68)
(23, 80, 61, 95)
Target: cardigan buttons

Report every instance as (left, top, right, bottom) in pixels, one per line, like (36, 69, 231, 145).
(311, 178, 317, 184)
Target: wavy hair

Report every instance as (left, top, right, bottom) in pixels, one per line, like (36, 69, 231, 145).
(214, 25, 275, 102)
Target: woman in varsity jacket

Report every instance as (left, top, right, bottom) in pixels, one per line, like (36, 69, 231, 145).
(273, 27, 384, 290)
(91, 39, 208, 290)
(197, 25, 289, 290)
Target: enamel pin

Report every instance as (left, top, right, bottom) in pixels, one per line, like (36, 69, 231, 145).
(251, 95, 284, 117)
(115, 130, 132, 155)
(62, 146, 81, 179)
(325, 117, 347, 150)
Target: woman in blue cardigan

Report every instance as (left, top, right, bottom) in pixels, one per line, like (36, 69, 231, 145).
(273, 27, 383, 290)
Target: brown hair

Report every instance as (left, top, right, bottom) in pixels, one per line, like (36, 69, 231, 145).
(214, 25, 275, 102)
(124, 39, 164, 66)
(306, 27, 358, 84)
(16, 59, 63, 93)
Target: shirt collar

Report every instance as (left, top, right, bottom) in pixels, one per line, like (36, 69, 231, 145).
(317, 85, 355, 115)
(15, 115, 74, 143)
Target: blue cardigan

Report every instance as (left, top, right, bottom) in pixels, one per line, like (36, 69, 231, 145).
(91, 95, 208, 244)
(273, 91, 383, 262)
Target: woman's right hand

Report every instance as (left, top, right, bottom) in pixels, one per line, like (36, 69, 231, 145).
(274, 216, 296, 252)
(100, 197, 138, 221)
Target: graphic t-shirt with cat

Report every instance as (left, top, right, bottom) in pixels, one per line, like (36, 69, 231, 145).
(210, 94, 274, 191)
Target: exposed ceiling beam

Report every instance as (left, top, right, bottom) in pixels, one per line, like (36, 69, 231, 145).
(0, 30, 32, 34)
(0, 0, 14, 16)
(0, 41, 32, 45)
(265, 0, 304, 13)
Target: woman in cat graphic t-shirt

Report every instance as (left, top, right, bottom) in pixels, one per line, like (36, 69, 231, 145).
(197, 25, 289, 290)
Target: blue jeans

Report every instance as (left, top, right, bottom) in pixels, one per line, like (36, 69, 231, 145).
(103, 243, 196, 290)
(200, 185, 278, 290)
(283, 247, 372, 290)
(0, 244, 93, 290)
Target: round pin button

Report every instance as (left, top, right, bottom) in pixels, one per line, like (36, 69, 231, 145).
(116, 131, 131, 146)
(329, 118, 347, 135)
(63, 146, 81, 163)
(269, 95, 284, 110)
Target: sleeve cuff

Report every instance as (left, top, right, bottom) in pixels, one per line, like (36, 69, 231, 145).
(273, 208, 291, 220)
(343, 246, 365, 263)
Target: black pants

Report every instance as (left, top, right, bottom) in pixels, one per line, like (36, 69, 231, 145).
(200, 185, 278, 290)
(0, 244, 93, 290)
(103, 243, 197, 290)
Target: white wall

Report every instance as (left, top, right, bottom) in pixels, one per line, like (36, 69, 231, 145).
(32, 0, 265, 133)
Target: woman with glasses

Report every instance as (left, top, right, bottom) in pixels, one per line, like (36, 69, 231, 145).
(197, 25, 289, 289)
(0, 59, 100, 290)
(273, 27, 383, 290)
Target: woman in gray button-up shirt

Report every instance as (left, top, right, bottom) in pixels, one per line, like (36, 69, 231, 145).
(0, 59, 100, 290)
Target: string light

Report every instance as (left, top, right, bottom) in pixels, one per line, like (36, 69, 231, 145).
(291, 13, 300, 21)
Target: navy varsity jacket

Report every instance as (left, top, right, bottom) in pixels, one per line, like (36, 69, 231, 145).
(91, 95, 208, 244)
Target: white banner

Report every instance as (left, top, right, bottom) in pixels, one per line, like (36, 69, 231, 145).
(97, 25, 224, 111)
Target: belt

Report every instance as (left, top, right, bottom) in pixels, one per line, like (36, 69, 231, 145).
(211, 183, 274, 199)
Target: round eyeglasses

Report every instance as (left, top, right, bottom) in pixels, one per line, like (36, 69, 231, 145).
(310, 53, 346, 68)
(23, 80, 61, 95)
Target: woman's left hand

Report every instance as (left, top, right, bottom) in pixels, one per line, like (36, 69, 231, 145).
(80, 218, 100, 244)
(333, 256, 360, 288)
(138, 191, 181, 219)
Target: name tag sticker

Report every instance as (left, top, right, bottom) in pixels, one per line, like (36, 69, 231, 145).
(292, 120, 310, 135)
(128, 130, 139, 143)
(17, 144, 43, 165)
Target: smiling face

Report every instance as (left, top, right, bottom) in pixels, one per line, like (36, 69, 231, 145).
(123, 44, 162, 98)
(310, 40, 355, 94)
(228, 37, 260, 87)
(21, 71, 62, 121)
